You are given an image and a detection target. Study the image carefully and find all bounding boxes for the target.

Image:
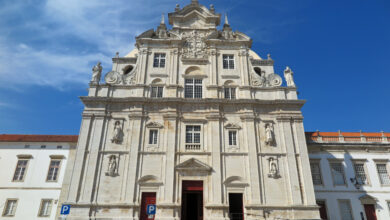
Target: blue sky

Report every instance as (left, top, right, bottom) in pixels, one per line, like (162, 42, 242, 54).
(0, 0, 389, 135)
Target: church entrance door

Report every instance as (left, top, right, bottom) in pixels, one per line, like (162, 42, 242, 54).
(181, 181, 203, 220)
(140, 192, 156, 220)
(364, 204, 377, 220)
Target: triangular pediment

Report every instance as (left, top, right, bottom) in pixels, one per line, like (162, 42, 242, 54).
(176, 158, 212, 172)
(359, 195, 378, 204)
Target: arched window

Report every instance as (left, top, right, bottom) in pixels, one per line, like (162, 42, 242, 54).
(123, 65, 134, 75)
(150, 78, 163, 98)
(224, 80, 236, 100)
(254, 67, 262, 77)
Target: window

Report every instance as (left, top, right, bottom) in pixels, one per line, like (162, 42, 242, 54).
(2, 199, 17, 217)
(338, 200, 353, 220)
(151, 86, 163, 98)
(153, 53, 166, 68)
(377, 164, 390, 185)
(184, 79, 202, 99)
(330, 162, 346, 185)
(223, 55, 235, 69)
(38, 199, 52, 217)
(57, 145, 62, 149)
(316, 200, 328, 220)
(310, 162, 323, 185)
(186, 126, 201, 144)
(224, 88, 236, 99)
(149, 130, 158, 145)
(228, 131, 237, 146)
(24, 145, 30, 148)
(41, 145, 46, 149)
(387, 201, 390, 213)
(13, 160, 28, 181)
(46, 160, 61, 182)
(353, 163, 367, 185)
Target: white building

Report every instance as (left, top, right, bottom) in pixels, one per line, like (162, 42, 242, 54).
(0, 134, 77, 220)
(58, 1, 319, 219)
(307, 131, 390, 220)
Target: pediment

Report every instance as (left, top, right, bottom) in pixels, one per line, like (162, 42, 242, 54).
(224, 176, 249, 187)
(169, 3, 220, 29)
(224, 123, 241, 130)
(176, 158, 212, 172)
(138, 175, 163, 186)
(359, 195, 378, 204)
(146, 122, 164, 128)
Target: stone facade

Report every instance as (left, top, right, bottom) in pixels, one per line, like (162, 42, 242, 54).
(59, 1, 319, 219)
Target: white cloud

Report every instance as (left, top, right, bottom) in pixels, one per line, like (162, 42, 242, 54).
(0, 0, 178, 89)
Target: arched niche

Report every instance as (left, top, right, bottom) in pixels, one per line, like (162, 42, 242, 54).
(123, 65, 134, 75)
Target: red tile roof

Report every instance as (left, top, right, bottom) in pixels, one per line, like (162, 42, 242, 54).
(0, 134, 78, 143)
(306, 131, 390, 137)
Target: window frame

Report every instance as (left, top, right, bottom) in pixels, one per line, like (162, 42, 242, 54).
(352, 161, 369, 185)
(183, 124, 203, 151)
(329, 161, 347, 186)
(148, 129, 159, 145)
(223, 54, 235, 70)
(46, 159, 62, 182)
(376, 163, 390, 185)
(224, 87, 236, 99)
(184, 78, 203, 99)
(228, 130, 237, 146)
(12, 159, 30, 182)
(150, 86, 164, 98)
(153, 53, 166, 68)
(338, 199, 354, 220)
(2, 199, 18, 217)
(38, 199, 53, 217)
(310, 160, 323, 186)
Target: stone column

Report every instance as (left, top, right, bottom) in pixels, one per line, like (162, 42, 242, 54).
(277, 116, 303, 205)
(240, 114, 262, 204)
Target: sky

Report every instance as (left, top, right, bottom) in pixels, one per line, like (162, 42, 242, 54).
(0, 0, 389, 135)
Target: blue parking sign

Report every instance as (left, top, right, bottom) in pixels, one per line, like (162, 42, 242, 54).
(60, 205, 71, 215)
(146, 204, 156, 215)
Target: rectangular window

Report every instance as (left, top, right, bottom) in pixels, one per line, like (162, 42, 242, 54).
(387, 201, 390, 213)
(151, 86, 163, 98)
(46, 160, 61, 182)
(316, 200, 328, 220)
(149, 130, 158, 145)
(184, 79, 202, 99)
(13, 160, 28, 181)
(228, 131, 237, 146)
(330, 162, 346, 185)
(2, 199, 17, 217)
(153, 53, 166, 68)
(353, 163, 368, 185)
(38, 199, 52, 217)
(338, 200, 353, 220)
(223, 55, 235, 69)
(186, 126, 201, 144)
(310, 162, 323, 185)
(377, 164, 390, 185)
(224, 88, 236, 99)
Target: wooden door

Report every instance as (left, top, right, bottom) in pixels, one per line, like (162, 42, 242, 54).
(140, 192, 156, 220)
(364, 204, 377, 220)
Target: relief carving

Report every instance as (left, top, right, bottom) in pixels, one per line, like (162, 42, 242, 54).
(111, 121, 123, 144)
(268, 157, 280, 178)
(105, 155, 118, 177)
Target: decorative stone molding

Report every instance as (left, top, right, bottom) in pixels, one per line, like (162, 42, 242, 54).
(224, 123, 242, 129)
(221, 74, 240, 79)
(251, 59, 274, 66)
(138, 175, 163, 186)
(175, 158, 212, 173)
(146, 122, 164, 128)
(150, 73, 169, 78)
(223, 176, 249, 187)
(112, 57, 137, 64)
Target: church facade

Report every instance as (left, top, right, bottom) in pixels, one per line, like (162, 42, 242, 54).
(59, 1, 320, 219)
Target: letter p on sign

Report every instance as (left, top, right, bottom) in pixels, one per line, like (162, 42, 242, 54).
(61, 205, 71, 215)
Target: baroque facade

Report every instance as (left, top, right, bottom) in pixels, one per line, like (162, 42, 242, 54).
(59, 1, 319, 219)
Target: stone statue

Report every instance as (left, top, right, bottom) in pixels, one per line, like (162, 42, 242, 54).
(284, 66, 295, 87)
(91, 62, 102, 84)
(268, 157, 279, 178)
(106, 155, 117, 176)
(111, 121, 122, 144)
(265, 123, 274, 146)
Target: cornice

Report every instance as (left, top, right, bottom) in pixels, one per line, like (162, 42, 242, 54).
(250, 59, 274, 66)
(112, 57, 137, 64)
(80, 97, 306, 107)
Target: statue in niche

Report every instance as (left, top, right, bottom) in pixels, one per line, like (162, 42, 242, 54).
(106, 155, 117, 177)
(91, 62, 102, 84)
(268, 157, 279, 178)
(265, 123, 274, 146)
(111, 121, 123, 144)
(284, 66, 295, 87)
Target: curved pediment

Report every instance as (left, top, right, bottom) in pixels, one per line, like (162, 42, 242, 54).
(138, 175, 163, 186)
(146, 122, 164, 128)
(224, 123, 241, 130)
(224, 176, 249, 187)
(176, 158, 212, 173)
